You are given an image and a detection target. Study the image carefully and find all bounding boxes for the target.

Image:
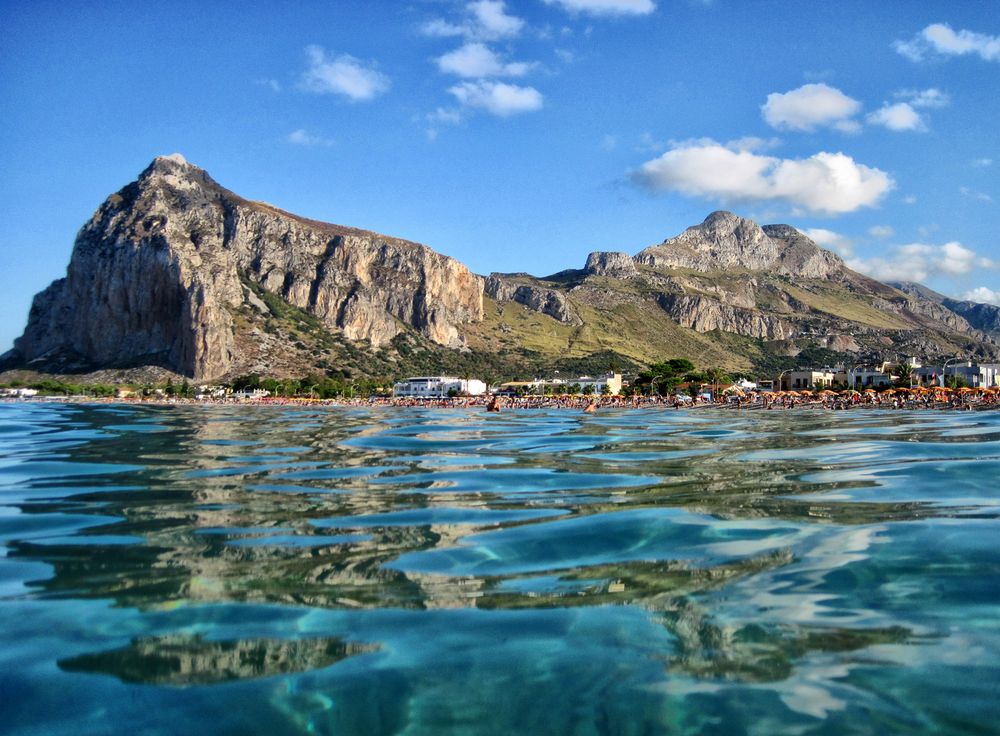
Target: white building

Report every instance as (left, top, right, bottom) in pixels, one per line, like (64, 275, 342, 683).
(231, 388, 271, 400)
(393, 377, 487, 398)
(500, 373, 623, 395)
(780, 370, 835, 391)
(573, 373, 623, 395)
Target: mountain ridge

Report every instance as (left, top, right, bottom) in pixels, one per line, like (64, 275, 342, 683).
(4, 155, 998, 381)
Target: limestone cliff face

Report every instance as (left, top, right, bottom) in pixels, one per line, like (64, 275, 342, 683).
(484, 274, 581, 325)
(657, 294, 795, 341)
(636, 211, 844, 278)
(584, 251, 638, 279)
(11, 155, 483, 379)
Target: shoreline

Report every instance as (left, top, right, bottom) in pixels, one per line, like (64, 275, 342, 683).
(2, 395, 996, 412)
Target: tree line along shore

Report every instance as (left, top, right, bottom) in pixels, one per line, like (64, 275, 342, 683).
(2, 386, 998, 412)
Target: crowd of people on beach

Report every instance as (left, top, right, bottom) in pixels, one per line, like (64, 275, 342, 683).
(5, 385, 999, 412)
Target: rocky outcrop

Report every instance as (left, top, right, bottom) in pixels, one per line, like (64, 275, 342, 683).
(584, 251, 638, 279)
(943, 299, 1000, 335)
(823, 334, 862, 353)
(891, 281, 1000, 336)
(637, 211, 843, 278)
(873, 290, 972, 334)
(657, 293, 795, 340)
(9, 155, 483, 379)
(485, 274, 581, 325)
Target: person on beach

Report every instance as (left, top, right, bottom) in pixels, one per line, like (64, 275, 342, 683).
(584, 399, 597, 413)
(486, 396, 502, 413)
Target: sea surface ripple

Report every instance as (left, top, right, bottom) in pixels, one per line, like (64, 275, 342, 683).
(1, 403, 999, 735)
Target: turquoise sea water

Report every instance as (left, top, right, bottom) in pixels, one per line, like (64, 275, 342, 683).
(1, 402, 999, 735)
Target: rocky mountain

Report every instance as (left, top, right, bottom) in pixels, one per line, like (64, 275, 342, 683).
(4, 157, 998, 382)
(890, 282, 1000, 337)
(474, 211, 999, 372)
(7, 155, 483, 380)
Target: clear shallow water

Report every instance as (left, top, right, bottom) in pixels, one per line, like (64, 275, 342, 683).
(1, 403, 999, 735)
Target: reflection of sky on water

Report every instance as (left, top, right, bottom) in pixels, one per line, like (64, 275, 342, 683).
(0, 403, 998, 735)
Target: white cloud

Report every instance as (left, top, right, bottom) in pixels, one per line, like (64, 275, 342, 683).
(469, 0, 524, 38)
(761, 84, 862, 132)
(894, 23, 1000, 63)
(895, 88, 950, 108)
(422, 1, 524, 41)
(287, 129, 334, 147)
(449, 80, 543, 116)
(847, 241, 994, 283)
(802, 228, 854, 257)
(903, 195, 918, 205)
(868, 225, 894, 239)
(962, 287, 1000, 306)
(971, 158, 994, 168)
(436, 42, 534, 77)
(633, 139, 894, 215)
(867, 102, 925, 132)
(299, 46, 389, 101)
(543, 0, 656, 16)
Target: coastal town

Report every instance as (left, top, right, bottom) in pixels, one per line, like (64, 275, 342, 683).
(4, 357, 999, 410)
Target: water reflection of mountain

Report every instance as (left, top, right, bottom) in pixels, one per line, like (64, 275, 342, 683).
(12, 404, 991, 689)
(59, 634, 377, 685)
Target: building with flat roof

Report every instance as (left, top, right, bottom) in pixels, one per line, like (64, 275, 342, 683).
(498, 373, 623, 395)
(393, 377, 487, 398)
(779, 370, 835, 391)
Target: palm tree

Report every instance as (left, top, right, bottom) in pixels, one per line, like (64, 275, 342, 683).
(895, 362, 913, 388)
(706, 367, 730, 402)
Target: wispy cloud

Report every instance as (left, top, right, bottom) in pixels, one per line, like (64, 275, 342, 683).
(287, 129, 335, 147)
(868, 225, 894, 239)
(543, 0, 656, 16)
(448, 80, 543, 116)
(802, 227, 855, 257)
(895, 23, 1000, 63)
(971, 158, 994, 168)
(299, 45, 390, 101)
(632, 138, 894, 215)
(896, 88, 950, 108)
(761, 84, 862, 133)
(254, 77, 281, 92)
(960, 186, 993, 203)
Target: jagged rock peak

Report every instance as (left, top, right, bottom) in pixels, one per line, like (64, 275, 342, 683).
(142, 153, 197, 177)
(688, 210, 767, 240)
(156, 152, 189, 166)
(636, 211, 843, 279)
(584, 251, 638, 278)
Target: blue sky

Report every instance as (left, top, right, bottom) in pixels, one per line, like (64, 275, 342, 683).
(2, 0, 998, 352)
